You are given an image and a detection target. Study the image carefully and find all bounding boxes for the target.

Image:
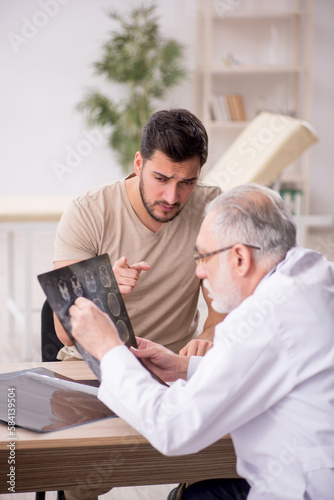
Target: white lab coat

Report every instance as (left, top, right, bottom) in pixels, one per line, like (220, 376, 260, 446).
(99, 247, 334, 499)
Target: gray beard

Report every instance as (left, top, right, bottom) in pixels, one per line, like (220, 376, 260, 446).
(203, 278, 241, 314)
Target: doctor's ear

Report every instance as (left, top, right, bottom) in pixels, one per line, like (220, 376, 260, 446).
(231, 244, 253, 277)
(134, 152, 144, 176)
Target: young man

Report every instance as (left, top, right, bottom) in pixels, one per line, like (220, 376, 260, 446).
(70, 184, 334, 500)
(54, 109, 223, 359)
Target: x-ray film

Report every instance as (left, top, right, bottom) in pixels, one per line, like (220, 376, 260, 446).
(0, 367, 115, 432)
(37, 254, 137, 381)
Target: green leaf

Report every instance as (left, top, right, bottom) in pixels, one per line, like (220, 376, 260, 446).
(77, 3, 187, 174)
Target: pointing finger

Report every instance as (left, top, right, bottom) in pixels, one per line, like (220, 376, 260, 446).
(114, 256, 129, 269)
(130, 261, 150, 272)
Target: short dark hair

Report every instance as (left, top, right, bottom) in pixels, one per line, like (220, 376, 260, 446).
(140, 109, 208, 167)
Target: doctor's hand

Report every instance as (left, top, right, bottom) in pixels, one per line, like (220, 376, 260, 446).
(131, 337, 190, 383)
(179, 338, 214, 357)
(113, 256, 150, 295)
(69, 298, 123, 361)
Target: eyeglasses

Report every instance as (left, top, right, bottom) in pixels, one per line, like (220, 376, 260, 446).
(194, 244, 261, 266)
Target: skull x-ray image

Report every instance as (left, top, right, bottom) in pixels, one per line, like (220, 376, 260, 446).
(107, 292, 121, 317)
(99, 265, 112, 288)
(70, 274, 83, 297)
(116, 320, 130, 343)
(38, 254, 138, 382)
(85, 270, 97, 293)
(57, 279, 71, 302)
(93, 298, 105, 311)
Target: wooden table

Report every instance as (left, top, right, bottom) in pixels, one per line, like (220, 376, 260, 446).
(0, 361, 237, 494)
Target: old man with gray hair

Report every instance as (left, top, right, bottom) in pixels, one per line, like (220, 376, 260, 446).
(70, 183, 334, 500)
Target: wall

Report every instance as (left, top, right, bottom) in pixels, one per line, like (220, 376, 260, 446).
(0, 0, 196, 197)
(0, 1, 333, 223)
(0, 1, 333, 353)
(307, 0, 334, 259)
(309, 0, 334, 216)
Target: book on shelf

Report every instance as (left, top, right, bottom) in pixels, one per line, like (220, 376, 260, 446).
(225, 94, 236, 120)
(210, 95, 228, 121)
(210, 93, 246, 122)
(230, 94, 246, 121)
(219, 95, 231, 120)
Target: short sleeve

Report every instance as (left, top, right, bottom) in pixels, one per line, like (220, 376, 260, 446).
(53, 196, 102, 262)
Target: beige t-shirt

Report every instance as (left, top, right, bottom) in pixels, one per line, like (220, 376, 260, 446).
(54, 177, 220, 353)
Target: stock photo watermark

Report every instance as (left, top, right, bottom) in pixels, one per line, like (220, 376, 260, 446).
(72, 431, 142, 499)
(211, 113, 292, 190)
(7, 387, 16, 493)
(221, 284, 293, 354)
(248, 439, 306, 494)
(222, 243, 325, 355)
(52, 128, 104, 182)
(212, 0, 244, 17)
(7, 0, 71, 53)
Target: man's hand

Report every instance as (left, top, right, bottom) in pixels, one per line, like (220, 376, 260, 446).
(131, 337, 190, 382)
(113, 256, 150, 295)
(69, 297, 123, 360)
(178, 281, 226, 357)
(179, 338, 213, 357)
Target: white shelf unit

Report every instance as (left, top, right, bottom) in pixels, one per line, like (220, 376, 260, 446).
(195, 0, 313, 213)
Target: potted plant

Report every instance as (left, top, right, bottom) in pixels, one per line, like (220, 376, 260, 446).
(78, 4, 187, 173)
